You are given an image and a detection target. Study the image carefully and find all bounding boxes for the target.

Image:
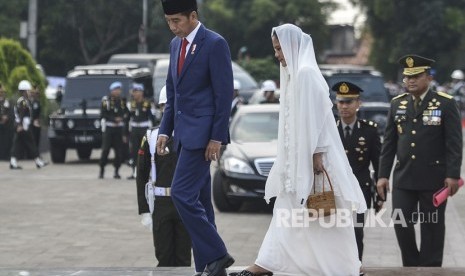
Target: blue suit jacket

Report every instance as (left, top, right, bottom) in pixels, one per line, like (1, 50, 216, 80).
(159, 24, 233, 150)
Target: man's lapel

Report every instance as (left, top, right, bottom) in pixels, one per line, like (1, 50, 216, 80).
(178, 24, 206, 82)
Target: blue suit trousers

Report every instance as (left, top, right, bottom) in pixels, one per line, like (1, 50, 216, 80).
(171, 146, 227, 271)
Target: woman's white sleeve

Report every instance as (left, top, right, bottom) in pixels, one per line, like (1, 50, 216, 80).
(315, 125, 329, 153)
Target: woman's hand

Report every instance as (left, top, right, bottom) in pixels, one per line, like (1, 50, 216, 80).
(313, 152, 324, 174)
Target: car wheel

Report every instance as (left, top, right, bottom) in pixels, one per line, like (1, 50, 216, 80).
(212, 171, 242, 212)
(50, 143, 66, 163)
(76, 146, 92, 160)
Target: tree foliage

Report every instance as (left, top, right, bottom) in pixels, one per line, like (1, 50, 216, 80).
(0, 38, 47, 114)
(351, 0, 465, 82)
(0, 0, 337, 78)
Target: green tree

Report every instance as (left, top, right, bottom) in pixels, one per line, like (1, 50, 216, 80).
(0, 38, 46, 113)
(203, 0, 336, 61)
(352, 0, 465, 82)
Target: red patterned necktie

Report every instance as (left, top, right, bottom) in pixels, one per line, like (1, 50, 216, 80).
(178, 38, 188, 75)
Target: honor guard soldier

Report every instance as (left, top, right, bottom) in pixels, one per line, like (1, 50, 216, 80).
(9, 80, 48, 169)
(136, 86, 191, 267)
(99, 81, 128, 179)
(334, 81, 382, 262)
(30, 85, 42, 148)
(377, 55, 463, 267)
(127, 83, 155, 179)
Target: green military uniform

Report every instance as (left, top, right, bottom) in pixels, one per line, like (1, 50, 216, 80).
(99, 93, 127, 178)
(127, 98, 154, 178)
(379, 55, 463, 266)
(136, 128, 191, 267)
(333, 81, 382, 261)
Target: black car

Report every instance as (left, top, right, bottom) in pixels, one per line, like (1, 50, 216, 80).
(212, 104, 279, 212)
(320, 64, 391, 135)
(48, 64, 153, 163)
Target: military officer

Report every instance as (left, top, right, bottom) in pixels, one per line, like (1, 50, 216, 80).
(136, 86, 191, 267)
(9, 80, 47, 169)
(99, 81, 128, 179)
(377, 55, 462, 267)
(334, 81, 381, 262)
(127, 83, 155, 179)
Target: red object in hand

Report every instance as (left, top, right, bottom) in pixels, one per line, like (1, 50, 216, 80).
(433, 178, 464, 207)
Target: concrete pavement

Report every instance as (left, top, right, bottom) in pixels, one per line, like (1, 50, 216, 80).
(0, 149, 465, 275)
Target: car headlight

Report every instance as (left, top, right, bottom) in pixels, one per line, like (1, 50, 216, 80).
(66, 119, 75, 129)
(93, 119, 101, 129)
(54, 119, 63, 129)
(223, 157, 254, 174)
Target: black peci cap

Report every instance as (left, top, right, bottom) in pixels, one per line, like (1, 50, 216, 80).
(161, 0, 197, 15)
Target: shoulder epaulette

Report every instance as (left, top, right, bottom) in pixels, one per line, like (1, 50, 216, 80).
(361, 119, 378, 128)
(391, 93, 408, 101)
(437, 91, 453, 99)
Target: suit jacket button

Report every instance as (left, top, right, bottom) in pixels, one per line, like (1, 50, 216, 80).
(177, 111, 181, 115)
(411, 155, 416, 159)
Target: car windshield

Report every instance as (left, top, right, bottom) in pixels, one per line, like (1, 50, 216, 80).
(232, 112, 279, 143)
(326, 74, 389, 102)
(62, 77, 131, 109)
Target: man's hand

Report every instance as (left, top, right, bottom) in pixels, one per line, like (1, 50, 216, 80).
(376, 178, 390, 201)
(445, 178, 459, 196)
(312, 153, 324, 174)
(122, 135, 128, 144)
(205, 140, 221, 161)
(156, 136, 168, 155)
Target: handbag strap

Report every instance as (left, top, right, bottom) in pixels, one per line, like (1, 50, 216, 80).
(313, 168, 334, 193)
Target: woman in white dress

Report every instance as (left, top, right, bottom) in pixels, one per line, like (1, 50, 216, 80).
(232, 24, 367, 276)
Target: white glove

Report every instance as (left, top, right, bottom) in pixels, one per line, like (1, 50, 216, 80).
(140, 213, 152, 231)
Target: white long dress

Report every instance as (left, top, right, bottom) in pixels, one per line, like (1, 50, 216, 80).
(255, 193, 361, 276)
(255, 24, 365, 276)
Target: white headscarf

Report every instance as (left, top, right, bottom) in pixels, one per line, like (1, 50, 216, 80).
(265, 24, 367, 213)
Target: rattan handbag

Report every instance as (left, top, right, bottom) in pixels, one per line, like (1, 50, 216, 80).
(306, 168, 336, 217)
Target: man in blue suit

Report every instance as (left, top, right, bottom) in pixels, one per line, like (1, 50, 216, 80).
(157, 1, 235, 275)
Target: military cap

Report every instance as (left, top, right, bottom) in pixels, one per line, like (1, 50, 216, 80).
(332, 81, 363, 101)
(109, 81, 122, 91)
(161, 0, 197, 15)
(398, 54, 435, 76)
(132, 83, 144, 91)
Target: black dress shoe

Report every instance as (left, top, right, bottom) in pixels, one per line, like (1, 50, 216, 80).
(36, 161, 49, 169)
(114, 173, 121, 179)
(10, 164, 22, 170)
(126, 175, 135, 180)
(203, 253, 235, 276)
(229, 270, 273, 276)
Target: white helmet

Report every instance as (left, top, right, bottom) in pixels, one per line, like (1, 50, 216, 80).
(18, 80, 32, 91)
(261, 80, 277, 92)
(451, 69, 464, 80)
(158, 85, 167, 104)
(233, 79, 241, 90)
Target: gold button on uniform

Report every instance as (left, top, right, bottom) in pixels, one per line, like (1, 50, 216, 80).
(413, 119, 417, 123)
(411, 155, 416, 159)
(411, 143, 415, 147)
(411, 130, 416, 135)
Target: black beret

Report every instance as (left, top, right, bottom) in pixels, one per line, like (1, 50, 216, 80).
(398, 54, 435, 76)
(332, 81, 363, 100)
(161, 0, 197, 15)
